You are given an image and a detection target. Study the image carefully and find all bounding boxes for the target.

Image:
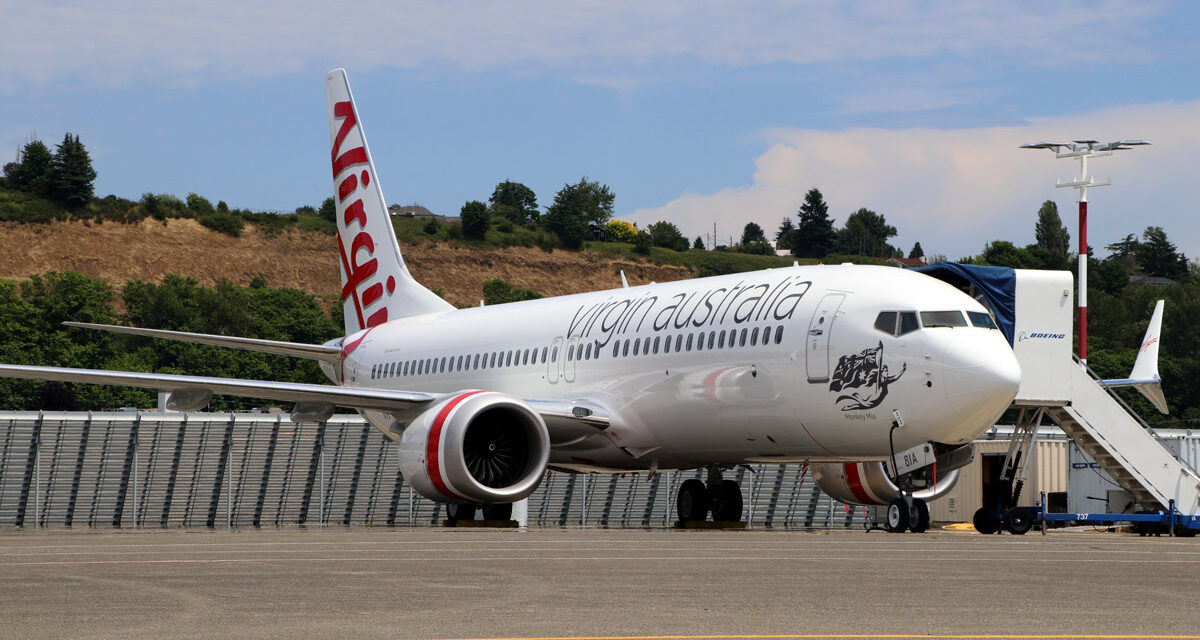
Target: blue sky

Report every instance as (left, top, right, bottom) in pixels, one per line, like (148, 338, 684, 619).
(3, 1, 1199, 260)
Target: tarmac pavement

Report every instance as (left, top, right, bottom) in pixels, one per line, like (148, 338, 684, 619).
(0, 526, 1198, 639)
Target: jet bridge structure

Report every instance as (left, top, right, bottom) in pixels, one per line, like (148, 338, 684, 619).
(918, 263, 1200, 535)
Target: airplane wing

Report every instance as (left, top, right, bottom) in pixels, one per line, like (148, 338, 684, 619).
(0, 364, 607, 444)
(64, 322, 343, 363)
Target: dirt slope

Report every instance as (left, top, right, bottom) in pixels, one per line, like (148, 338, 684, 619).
(0, 219, 695, 306)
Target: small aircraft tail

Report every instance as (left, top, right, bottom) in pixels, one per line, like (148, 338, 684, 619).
(1101, 299, 1167, 414)
(325, 68, 453, 335)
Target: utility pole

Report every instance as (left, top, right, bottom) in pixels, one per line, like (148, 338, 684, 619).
(1020, 139, 1149, 364)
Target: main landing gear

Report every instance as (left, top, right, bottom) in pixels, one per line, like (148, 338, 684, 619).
(884, 496, 930, 533)
(445, 502, 513, 525)
(676, 467, 744, 523)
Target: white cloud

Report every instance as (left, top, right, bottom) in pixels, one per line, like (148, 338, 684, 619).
(625, 100, 1200, 260)
(0, 1, 1166, 89)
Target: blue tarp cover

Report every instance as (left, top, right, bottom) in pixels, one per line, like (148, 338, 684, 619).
(914, 262, 1017, 345)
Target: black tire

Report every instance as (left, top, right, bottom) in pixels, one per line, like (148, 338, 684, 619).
(885, 498, 909, 533)
(482, 503, 512, 521)
(446, 503, 476, 524)
(910, 498, 930, 533)
(973, 507, 1000, 535)
(1005, 507, 1033, 535)
(677, 479, 709, 521)
(711, 480, 743, 522)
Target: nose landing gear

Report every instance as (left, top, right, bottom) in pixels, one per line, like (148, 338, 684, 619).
(884, 496, 929, 533)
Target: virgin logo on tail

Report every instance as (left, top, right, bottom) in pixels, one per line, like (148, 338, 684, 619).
(331, 100, 395, 329)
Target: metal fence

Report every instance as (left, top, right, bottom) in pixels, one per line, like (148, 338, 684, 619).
(0, 411, 870, 530)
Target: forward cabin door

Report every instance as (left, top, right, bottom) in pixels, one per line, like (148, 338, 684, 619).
(806, 293, 845, 383)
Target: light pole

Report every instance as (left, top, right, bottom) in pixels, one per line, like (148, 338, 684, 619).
(1019, 139, 1150, 364)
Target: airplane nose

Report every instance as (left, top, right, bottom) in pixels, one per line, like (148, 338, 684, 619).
(943, 337, 1021, 429)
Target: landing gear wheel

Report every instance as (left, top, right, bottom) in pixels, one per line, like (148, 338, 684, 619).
(446, 503, 476, 524)
(885, 498, 910, 533)
(677, 479, 709, 521)
(973, 507, 1001, 535)
(710, 480, 743, 522)
(482, 503, 512, 521)
(1004, 507, 1033, 535)
(909, 498, 930, 533)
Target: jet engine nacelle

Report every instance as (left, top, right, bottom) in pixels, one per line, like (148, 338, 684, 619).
(397, 390, 550, 504)
(811, 461, 959, 506)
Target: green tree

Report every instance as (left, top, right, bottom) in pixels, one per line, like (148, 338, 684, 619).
(979, 240, 1033, 268)
(834, 208, 897, 256)
(294, 205, 317, 216)
(646, 220, 689, 252)
(740, 222, 767, 246)
(318, 197, 336, 223)
(8, 140, 55, 196)
(543, 177, 614, 249)
(1034, 200, 1070, 256)
(792, 188, 836, 258)
(460, 200, 489, 238)
(482, 279, 542, 305)
(693, 236, 705, 250)
(489, 180, 539, 224)
(908, 241, 925, 261)
(1136, 226, 1188, 280)
(775, 217, 795, 250)
(186, 193, 215, 216)
(50, 133, 96, 206)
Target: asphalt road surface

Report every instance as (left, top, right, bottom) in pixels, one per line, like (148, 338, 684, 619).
(1, 526, 1198, 640)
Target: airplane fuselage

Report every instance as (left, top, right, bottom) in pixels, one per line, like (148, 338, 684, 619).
(338, 263, 1019, 472)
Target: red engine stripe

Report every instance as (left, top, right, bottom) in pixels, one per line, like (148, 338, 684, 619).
(427, 391, 488, 501)
(844, 463, 880, 505)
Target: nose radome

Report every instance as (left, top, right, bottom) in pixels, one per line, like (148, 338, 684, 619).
(943, 339, 1021, 428)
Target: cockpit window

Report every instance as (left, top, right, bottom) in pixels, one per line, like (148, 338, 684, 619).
(920, 310, 968, 328)
(874, 312, 897, 335)
(875, 311, 920, 337)
(967, 311, 998, 329)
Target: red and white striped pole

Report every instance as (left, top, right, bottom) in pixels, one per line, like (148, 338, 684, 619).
(1021, 139, 1149, 366)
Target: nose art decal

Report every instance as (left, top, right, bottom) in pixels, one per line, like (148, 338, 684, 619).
(829, 341, 906, 411)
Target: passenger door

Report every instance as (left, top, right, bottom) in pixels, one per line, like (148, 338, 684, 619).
(806, 293, 845, 383)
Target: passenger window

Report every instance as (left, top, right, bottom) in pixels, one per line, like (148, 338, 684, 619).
(874, 311, 898, 335)
(920, 310, 968, 328)
(653, 336, 660, 354)
(761, 327, 771, 346)
(664, 336, 672, 353)
(440, 357, 447, 373)
(403, 361, 410, 376)
(675, 335, 683, 351)
(506, 351, 514, 367)
(727, 329, 736, 347)
(541, 347, 548, 363)
(550, 347, 557, 363)
(740, 328, 748, 346)
(696, 333, 704, 351)
(968, 311, 998, 329)
(750, 327, 759, 346)
(775, 326, 784, 344)
(612, 342, 620, 357)
(633, 338, 641, 356)
(707, 332, 715, 349)
(899, 312, 919, 335)
(623, 340, 630, 357)
(370, 364, 376, 379)
(686, 334, 694, 351)
(718, 331, 726, 349)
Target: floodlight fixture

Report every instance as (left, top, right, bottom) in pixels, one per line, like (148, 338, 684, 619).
(1020, 139, 1150, 364)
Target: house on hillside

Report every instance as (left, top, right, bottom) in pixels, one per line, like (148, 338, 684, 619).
(876, 256, 927, 268)
(387, 204, 449, 222)
(1129, 275, 1179, 287)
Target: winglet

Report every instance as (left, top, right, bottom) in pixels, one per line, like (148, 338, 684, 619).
(1101, 300, 1168, 414)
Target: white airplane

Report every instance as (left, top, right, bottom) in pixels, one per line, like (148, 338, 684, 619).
(0, 69, 1021, 532)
